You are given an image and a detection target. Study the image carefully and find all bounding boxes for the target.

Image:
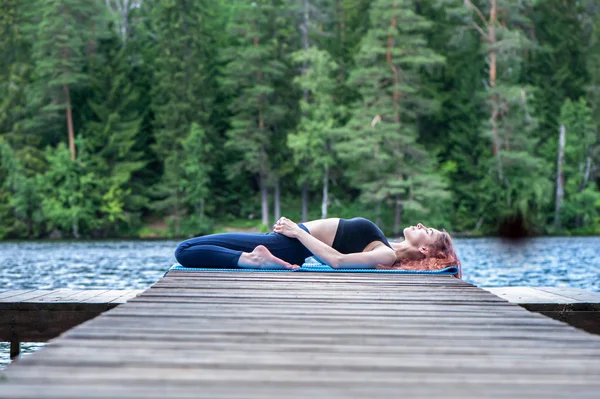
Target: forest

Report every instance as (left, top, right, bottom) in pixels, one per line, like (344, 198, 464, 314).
(0, 0, 599, 239)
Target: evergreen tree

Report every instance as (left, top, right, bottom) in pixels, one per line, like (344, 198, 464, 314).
(221, 0, 290, 227)
(37, 141, 100, 237)
(179, 123, 214, 234)
(146, 0, 216, 235)
(0, 0, 35, 152)
(421, 1, 489, 233)
(84, 37, 148, 234)
(290, 47, 341, 219)
(28, 0, 108, 161)
(0, 139, 44, 238)
(558, 98, 600, 231)
(338, 0, 446, 234)
(450, 0, 552, 232)
(529, 0, 589, 148)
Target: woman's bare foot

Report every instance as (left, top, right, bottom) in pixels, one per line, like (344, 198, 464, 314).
(237, 245, 300, 270)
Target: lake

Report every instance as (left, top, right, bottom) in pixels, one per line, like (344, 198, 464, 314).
(1, 236, 599, 369)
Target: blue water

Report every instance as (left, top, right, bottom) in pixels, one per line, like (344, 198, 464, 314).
(1, 237, 599, 369)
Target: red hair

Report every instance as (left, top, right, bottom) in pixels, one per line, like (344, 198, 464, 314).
(377, 230, 462, 278)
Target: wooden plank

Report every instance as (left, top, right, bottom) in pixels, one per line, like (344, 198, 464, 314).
(109, 290, 143, 304)
(18, 347, 600, 373)
(0, 381, 594, 399)
(56, 330, 600, 350)
(49, 337, 600, 357)
(106, 308, 549, 321)
(81, 290, 139, 304)
(536, 287, 600, 303)
(60, 290, 112, 303)
(0, 290, 61, 303)
(26, 289, 84, 303)
(5, 365, 600, 385)
(0, 290, 37, 300)
(482, 287, 579, 304)
(88, 312, 568, 327)
(99, 303, 564, 316)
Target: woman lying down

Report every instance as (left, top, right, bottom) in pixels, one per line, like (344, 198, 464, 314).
(175, 216, 461, 278)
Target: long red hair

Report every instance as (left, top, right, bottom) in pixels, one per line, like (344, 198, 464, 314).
(377, 230, 462, 278)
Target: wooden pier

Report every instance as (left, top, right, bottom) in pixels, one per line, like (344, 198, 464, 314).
(0, 289, 142, 358)
(483, 286, 600, 335)
(1, 272, 600, 398)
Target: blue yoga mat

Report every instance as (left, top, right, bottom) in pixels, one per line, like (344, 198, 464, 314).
(167, 257, 459, 275)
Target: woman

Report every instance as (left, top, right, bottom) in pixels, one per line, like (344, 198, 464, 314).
(174, 216, 462, 278)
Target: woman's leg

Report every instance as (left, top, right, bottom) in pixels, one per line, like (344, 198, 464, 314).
(174, 227, 312, 268)
(175, 243, 244, 268)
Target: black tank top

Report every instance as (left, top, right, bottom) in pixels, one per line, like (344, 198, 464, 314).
(331, 217, 392, 254)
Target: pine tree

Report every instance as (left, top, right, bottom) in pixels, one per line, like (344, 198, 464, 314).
(529, 0, 589, 148)
(37, 141, 101, 237)
(449, 0, 552, 231)
(420, 1, 489, 232)
(84, 37, 148, 234)
(0, 0, 34, 151)
(146, 0, 216, 235)
(338, 0, 446, 234)
(179, 123, 214, 234)
(558, 98, 600, 230)
(221, 0, 290, 227)
(28, 0, 108, 161)
(290, 47, 341, 219)
(0, 139, 44, 238)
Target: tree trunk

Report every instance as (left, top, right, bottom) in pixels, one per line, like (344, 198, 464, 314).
(260, 172, 269, 227)
(174, 195, 181, 236)
(387, 8, 400, 123)
(554, 124, 566, 228)
(575, 155, 592, 229)
(199, 198, 205, 227)
(64, 85, 76, 161)
(301, 181, 308, 222)
(300, 0, 310, 220)
(393, 194, 403, 237)
(579, 156, 592, 192)
(302, 0, 310, 51)
(71, 217, 79, 239)
(255, 38, 264, 130)
(274, 176, 281, 222)
(489, 0, 499, 159)
(321, 164, 329, 219)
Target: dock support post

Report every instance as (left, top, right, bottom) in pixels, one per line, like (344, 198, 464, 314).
(10, 337, 20, 359)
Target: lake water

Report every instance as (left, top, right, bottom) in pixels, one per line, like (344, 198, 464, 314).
(1, 237, 599, 369)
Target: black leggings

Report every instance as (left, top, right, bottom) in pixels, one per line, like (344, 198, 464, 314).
(174, 224, 312, 268)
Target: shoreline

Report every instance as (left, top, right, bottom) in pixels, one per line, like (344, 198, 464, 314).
(1, 232, 600, 243)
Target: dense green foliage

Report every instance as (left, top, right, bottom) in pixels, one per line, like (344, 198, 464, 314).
(1, 0, 599, 239)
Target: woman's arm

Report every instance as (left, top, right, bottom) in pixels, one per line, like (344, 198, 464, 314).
(274, 217, 396, 269)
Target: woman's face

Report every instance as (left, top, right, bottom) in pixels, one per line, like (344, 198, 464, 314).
(403, 223, 441, 249)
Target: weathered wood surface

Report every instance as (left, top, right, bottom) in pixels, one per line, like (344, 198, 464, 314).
(483, 286, 600, 334)
(483, 286, 600, 305)
(2, 273, 600, 398)
(0, 289, 142, 342)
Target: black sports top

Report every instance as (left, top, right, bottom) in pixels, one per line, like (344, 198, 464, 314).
(331, 217, 392, 254)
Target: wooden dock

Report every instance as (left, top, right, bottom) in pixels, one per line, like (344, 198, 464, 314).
(0, 289, 142, 358)
(483, 286, 600, 335)
(1, 272, 600, 398)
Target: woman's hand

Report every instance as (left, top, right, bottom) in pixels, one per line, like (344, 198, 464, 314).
(273, 217, 302, 238)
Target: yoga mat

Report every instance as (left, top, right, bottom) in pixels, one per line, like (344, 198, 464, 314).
(167, 257, 459, 275)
